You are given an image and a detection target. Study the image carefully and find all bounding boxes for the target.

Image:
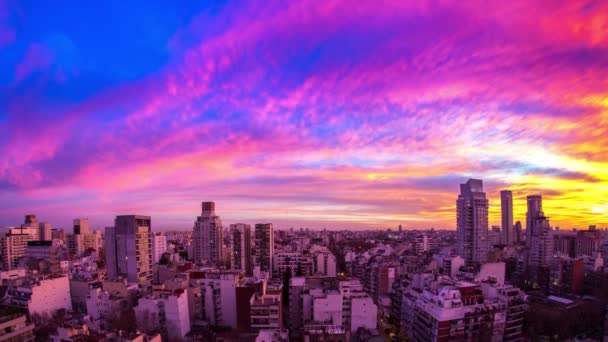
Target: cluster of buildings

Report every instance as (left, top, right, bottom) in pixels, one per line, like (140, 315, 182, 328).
(1, 184, 608, 341)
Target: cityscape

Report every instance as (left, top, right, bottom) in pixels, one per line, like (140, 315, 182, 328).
(1, 179, 608, 341)
(2, 1, 608, 342)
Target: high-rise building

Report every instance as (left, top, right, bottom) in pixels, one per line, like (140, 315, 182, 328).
(67, 218, 94, 257)
(193, 202, 224, 267)
(104, 215, 153, 286)
(526, 195, 553, 267)
(152, 233, 168, 263)
(230, 223, 252, 276)
(255, 223, 274, 274)
(514, 221, 523, 243)
(73, 218, 90, 235)
(456, 179, 489, 265)
(13, 215, 52, 241)
(501, 190, 514, 245)
(0, 234, 32, 270)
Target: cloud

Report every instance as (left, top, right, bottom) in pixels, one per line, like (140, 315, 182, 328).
(0, 0, 607, 229)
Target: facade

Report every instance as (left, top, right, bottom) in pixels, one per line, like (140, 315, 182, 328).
(104, 215, 153, 286)
(339, 279, 377, 333)
(192, 202, 224, 267)
(501, 190, 514, 245)
(250, 294, 282, 332)
(4, 275, 72, 316)
(192, 271, 240, 328)
(526, 196, 553, 267)
(152, 233, 167, 263)
(313, 291, 342, 326)
(0, 314, 35, 342)
(135, 289, 191, 340)
(274, 252, 314, 279)
(456, 179, 489, 265)
(351, 296, 377, 332)
(310, 245, 337, 277)
(0, 234, 32, 270)
(255, 224, 274, 274)
(23, 241, 62, 276)
(230, 223, 253, 276)
(67, 218, 98, 258)
(575, 228, 603, 257)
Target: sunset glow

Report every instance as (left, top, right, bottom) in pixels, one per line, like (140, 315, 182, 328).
(1, 0, 607, 229)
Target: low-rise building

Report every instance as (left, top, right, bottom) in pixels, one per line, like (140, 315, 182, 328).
(250, 294, 282, 333)
(135, 288, 191, 340)
(0, 313, 35, 342)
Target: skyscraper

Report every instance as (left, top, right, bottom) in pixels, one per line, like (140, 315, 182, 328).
(456, 179, 489, 265)
(526, 195, 542, 237)
(104, 215, 153, 286)
(230, 223, 252, 276)
(255, 223, 274, 274)
(526, 195, 553, 267)
(500, 190, 514, 245)
(193, 202, 224, 267)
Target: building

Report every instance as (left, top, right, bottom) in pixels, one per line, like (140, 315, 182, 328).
(553, 230, 576, 257)
(22, 240, 62, 276)
(501, 190, 514, 245)
(274, 252, 314, 279)
(191, 270, 240, 328)
(67, 218, 99, 258)
(255, 329, 289, 342)
(3, 275, 72, 316)
(351, 296, 377, 332)
(193, 202, 224, 267)
(0, 234, 32, 270)
(310, 245, 337, 277)
(456, 179, 489, 265)
(575, 228, 603, 257)
(514, 221, 523, 243)
(0, 313, 35, 342)
(104, 215, 153, 286)
(152, 233, 167, 263)
(526, 196, 553, 267)
(339, 279, 377, 334)
(18, 215, 52, 241)
(250, 294, 282, 332)
(230, 223, 253, 276)
(255, 224, 274, 274)
(135, 289, 191, 340)
(313, 291, 342, 326)
(409, 283, 505, 341)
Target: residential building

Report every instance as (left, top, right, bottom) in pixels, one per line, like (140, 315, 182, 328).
(250, 294, 282, 332)
(3, 275, 72, 316)
(191, 270, 240, 328)
(104, 215, 153, 286)
(501, 190, 514, 245)
(193, 202, 224, 267)
(255, 224, 274, 274)
(0, 234, 32, 270)
(230, 223, 253, 276)
(526, 196, 553, 267)
(152, 233, 167, 263)
(135, 289, 191, 340)
(0, 314, 35, 342)
(456, 179, 489, 265)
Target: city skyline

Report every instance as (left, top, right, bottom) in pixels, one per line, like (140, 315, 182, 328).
(2, 1, 608, 229)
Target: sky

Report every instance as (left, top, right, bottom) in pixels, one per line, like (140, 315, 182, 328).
(1, 0, 607, 230)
